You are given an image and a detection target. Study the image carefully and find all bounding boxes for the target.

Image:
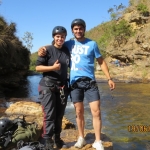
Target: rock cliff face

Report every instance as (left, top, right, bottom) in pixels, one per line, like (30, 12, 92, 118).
(93, 2, 150, 83)
(106, 6, 150, 67)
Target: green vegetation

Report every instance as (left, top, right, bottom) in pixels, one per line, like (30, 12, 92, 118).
(30, 52, 38, 71)
(108, 3, 126, 20)
(96, 22, 113, 57)
(85, 5, 134, 58)
(98, 19, 134, 51)
(137, 3, 149, 16)
(112, 20, 133, 37)
(129, 0, 150, 16)
(141, 68, 148, 81)
(0, 16, 30, 74)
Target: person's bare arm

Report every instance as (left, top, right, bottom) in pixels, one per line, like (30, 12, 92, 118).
(36, 60, 61, 72)
(38, 45, 50, 56)
(96, 57, 115, 90)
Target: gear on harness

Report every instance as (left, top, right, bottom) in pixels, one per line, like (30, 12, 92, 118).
(39, 86, 66, 105)
(59, 85, 65, 105)
(44, 78, 57, 91)
(42, 77, 67, 105)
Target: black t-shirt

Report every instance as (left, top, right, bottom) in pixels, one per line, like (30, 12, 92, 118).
(36, 45, 70, 86)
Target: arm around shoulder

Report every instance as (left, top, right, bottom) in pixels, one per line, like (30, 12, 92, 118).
(38, 45, 50, 56)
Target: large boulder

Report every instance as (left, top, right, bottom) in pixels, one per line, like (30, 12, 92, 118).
(5, 101, 44, 130)
(4, 100, 76, 131)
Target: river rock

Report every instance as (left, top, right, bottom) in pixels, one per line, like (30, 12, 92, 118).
(60, 129, 113, 150)
(4, 100, 76, 131)
(5, 101, 44, 130)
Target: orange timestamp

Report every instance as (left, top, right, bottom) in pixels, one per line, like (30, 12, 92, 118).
(128, 125, 150, 132)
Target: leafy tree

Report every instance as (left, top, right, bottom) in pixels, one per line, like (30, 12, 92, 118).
(108, 3, 126, 20)
(0, 15, 30, 73)
(22, 32, 33, 51)
(108, 8, 114, 14)
(111, 20, 134, 47)
(112, 20, 132, 37)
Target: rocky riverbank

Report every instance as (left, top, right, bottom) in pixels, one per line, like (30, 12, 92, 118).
(95, 61, 150, 84)
(0, 98, 113, 150)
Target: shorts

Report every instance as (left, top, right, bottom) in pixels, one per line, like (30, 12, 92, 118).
(70, 80, 100, 103)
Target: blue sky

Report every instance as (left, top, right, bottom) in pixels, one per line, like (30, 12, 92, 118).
(0, 0, 129, 53)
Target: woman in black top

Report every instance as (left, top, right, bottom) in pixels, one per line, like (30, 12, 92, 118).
(36, 26, 70, 150)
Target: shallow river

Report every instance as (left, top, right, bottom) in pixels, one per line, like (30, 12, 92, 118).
(5, 74, 150, 150)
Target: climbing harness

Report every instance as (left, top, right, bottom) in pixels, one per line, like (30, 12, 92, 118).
(70, 77, 97, 90)
(41, 77, 67, 105)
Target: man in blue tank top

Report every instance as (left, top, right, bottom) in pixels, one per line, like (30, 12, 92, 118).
(38, 19, 115, 150)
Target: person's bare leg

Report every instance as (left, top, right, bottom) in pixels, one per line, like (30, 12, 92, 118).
(89, 100, 102, 141)
(74, 102, 85, 138)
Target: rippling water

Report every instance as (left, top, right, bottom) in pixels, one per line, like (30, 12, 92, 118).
(5, 75, 150, 150)
(65, 82, 150, 150)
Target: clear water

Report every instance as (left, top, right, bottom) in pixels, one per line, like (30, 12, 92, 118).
(4, 75, 150, 150)
(65, 82, 150, 150)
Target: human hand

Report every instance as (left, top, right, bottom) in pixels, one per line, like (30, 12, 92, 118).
(53, 60, 61, 70)
(38, 46, 46, 56)
(108, 80, 115, 90)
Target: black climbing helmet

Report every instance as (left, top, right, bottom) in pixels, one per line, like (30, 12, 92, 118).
(71, 19, 86, 29)
(0, 118, 13, 136)
(52, 26, 67, 37)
